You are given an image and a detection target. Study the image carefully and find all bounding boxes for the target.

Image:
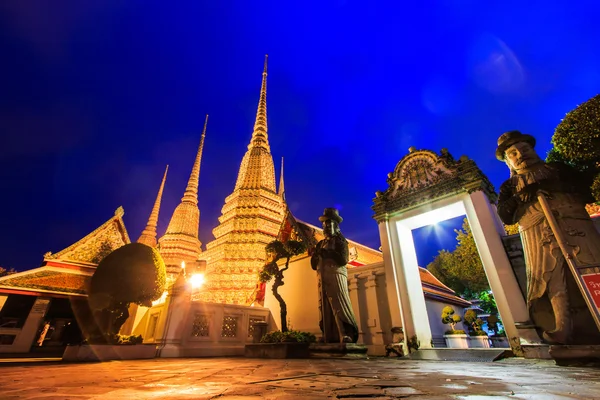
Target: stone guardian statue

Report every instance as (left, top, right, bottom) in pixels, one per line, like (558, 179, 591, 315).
(496, 130, 600, 345)
(310, 208, 359, 343)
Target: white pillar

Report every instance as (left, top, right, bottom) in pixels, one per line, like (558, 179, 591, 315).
(348, 275, 363, 341)
(379, 219, 433, 349)
(365, 273, 384, 345)
(463, 191, 540, 353)
(157, 279, 192, 357)
(10, 297, 51, 353)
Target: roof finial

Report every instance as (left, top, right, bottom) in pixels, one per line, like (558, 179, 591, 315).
(248, 56, 269, 151)
(263, 54, 268, 74)
(138, 165, 169, 247)
(181, 115, 208, 204)
(278, 157, 285, 200)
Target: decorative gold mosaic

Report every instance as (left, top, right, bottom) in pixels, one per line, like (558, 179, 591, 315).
(197, 57, 285, 305)
(44, 208, 130, 264)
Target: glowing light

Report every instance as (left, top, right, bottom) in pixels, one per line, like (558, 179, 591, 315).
(152, 290, 168, 306)
(181, 261, 186, 270)
(190, 273, 205, 289)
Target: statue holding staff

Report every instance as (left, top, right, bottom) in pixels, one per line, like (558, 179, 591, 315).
(496, 130, 600, 345)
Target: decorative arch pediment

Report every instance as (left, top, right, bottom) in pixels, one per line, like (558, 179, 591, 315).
(372, 148, 496, 222)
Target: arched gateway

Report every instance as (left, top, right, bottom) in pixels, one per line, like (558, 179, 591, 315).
(373, 147, 536, 353)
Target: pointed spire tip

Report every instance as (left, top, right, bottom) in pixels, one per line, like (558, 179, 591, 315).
(263, 54, 268, 73)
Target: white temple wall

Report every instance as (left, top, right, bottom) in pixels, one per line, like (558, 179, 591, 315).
(263, 256, 320, 335)
(263, 258, 465, 354)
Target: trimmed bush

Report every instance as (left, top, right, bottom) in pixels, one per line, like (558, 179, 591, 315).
(88, 243, 166, 339)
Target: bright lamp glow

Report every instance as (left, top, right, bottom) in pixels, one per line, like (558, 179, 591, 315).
(399, 201, 466, 230)
(189, 273, 205, 289)
(181, 261, 186, 269)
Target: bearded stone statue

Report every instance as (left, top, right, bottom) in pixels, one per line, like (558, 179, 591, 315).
(496, 130, 600, 345)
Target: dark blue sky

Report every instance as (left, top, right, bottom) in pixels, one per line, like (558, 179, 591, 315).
(1, 1, 599, 271)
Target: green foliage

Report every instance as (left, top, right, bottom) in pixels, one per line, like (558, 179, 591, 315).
(464, 309, 486, 336)
(426, 218, 489, 296)
(260, 330, 316, 344)
(552, 94, 600, 164)
(259, 240, 307, 284)
(90, 243, 166, 308)
(504, 223, 520, 235)
(477, 291, 498, 315)
(89, 243, 166, 336)
(445, 329, 466, 335)
(550, 94, 600, 201)
(258, 239, 307, 333)
(84, 333, 143, 345)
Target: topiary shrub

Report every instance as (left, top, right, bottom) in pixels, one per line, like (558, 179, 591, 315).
(441, 306, 465, 335)
(464, 309, 487, 336)
(551, 94, 600, 200)
(260, 330, 316, 344)
(88, 243, 166, 342)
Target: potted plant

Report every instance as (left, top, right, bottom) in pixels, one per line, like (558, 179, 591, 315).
(487, 315, 509, 348)
(464, 309, 490, 348)
(63, 243, 166, 362)
(441, 306, 468, 348)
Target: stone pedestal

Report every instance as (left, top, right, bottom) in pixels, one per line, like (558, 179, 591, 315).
(309, 343, 368, 359)
(245, 343, 310, 359)
(521, 344, 551, 359)
(549, 345, 600, 366)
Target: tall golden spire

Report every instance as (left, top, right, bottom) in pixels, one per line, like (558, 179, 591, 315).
(158, 115, 208, 275)
(198, 57, 286, 304)
(137, 165, 169, 247)
(248, 54, 269, 151)
(278, 157, 285, 200)
(181, 114, 208, 205)
(234, 55, 277, 191)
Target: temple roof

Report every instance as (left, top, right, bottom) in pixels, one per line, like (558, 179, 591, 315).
(43, 207, 130, 265)
(0, 266, 91, 296)
(419, 267, 472, 307)
(0, 208, 131, 297)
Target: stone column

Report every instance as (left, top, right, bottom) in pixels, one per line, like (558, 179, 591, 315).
(348, 275, 363, 341)
(157, 274, 192, 357)
(10, 297, 51, 353)
(464, 191, 540, 355)
(365, 272, 384, 346)
(379, 219, 433, 349)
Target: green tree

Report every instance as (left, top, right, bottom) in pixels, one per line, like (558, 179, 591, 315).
(89, 243, 166, 340)
(258, 240, 306, 332)
(550, 94, 600, 200)
(426, 218, 489, 296)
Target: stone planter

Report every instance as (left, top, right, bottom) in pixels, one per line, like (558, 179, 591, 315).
(244, 342, 310, 359)
(490, 336, 510, 348)
(62, 344, 157, 362)
(444, 334, 469, 349)
(469, 335, 491, 348)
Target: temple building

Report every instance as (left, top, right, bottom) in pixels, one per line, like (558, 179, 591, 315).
(195, 55, 286, 305)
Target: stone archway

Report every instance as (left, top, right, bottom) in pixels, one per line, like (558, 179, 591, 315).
(372, 147, 535, 353)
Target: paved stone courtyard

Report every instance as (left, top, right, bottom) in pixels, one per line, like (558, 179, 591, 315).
(0, 357, 599, 399)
